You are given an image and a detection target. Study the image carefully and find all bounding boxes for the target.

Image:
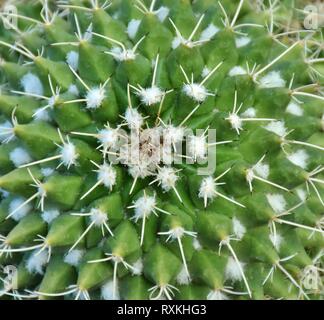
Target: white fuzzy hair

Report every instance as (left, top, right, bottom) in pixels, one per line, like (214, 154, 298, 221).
(101, 280, 120, 300)
(199, 24, 219, 41)
(176, 265, 191, 285)
(287, 149, 309, 169)
(41, 167, 54, 177)
(259, 71, 286, 88)
(232, 217, 246, 240)
(127, 19, 141, 39)
(207, 290, 229, 300)
(33, 108, 51, 122)
(9, 197, 32, 221)
(269, 232, 283, 251)
(286, 101, 303, 116)
(193, 238, 202, 251)
(97, 164, 117, 190)
(296, 188, 307, 202)
(68, 84, 80, 96)
(41, 209, 60, 224)
(229, 66, 247, 77)
(9, 147, 32, 167)
(253, 162, 269, 179)
(64, 249, 85, 267)
(86, 87, 105, 109)
(264, 120, 287, 137)
(266, 193, 287, 213)
(188, 134, 207, 160)
(132, 258, 143, 276)
(183, 83, 209, 102)
(124, 107, 144, 130)
(26, 250, 48, 274)
(20, 73, 44, 96)
(156, 6, 170, 22)
(61, 142, 78, 168)
(241, 107, 256, 118)
(235, 36, 251, 48)
(225, 256, 246, 281)
(137, 86, 164, 106)
(66, 51, 79, 71)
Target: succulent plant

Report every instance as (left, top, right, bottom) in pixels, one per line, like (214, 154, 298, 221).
(0, 0, 323, 300)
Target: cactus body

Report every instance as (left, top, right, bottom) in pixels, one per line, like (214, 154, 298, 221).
(0, 0, 323, 300)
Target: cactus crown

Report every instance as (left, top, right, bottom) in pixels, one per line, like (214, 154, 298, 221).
(0, 0, 323, 300)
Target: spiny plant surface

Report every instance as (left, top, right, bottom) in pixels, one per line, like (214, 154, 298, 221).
(0, 0, 323, 300)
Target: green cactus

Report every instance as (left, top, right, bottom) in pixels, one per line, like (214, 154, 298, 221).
(0, 0, 323, 300)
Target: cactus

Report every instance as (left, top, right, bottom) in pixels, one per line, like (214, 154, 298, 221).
(0, 0, 323, 300)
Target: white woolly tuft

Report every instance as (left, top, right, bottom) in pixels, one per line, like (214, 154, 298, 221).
(199, 23, 219, 41)
(229, 66, 247, 77)
(0, 121, 15, 143)
(269, 232, 283, 251)
(124, 107, 144, 130)
(259, 71, 286, 88)
(164, 125, 184, 145)
(193, 238, 202, 251)
(137, 86, 164, 106)
(66, 51, 79, 71)
(188, 135, 207, 160)
(128, 163, 151, 180)
(168, 227, 185, 240)
(199, 176, 216, 201)
(201, 67, 210, 78)
(156, 167, 179, 191)
(90, 208, 108, 226)
(183, 83, 209, 102)
(232, 217, 246, 240)
(64, 249, 84, 267)
(172, 36, 182, 49)
(20, 73, 44, 96)
(264, 120, 287, 137)
(132, 195, 156, 220)
(41, 167, 54, 177)
(287, 149, 309, 169)
(296, 188, 307, 202)
(253, 162, 269, 179)
(9, 147, 32, 167)
(86, 87, 105, 109)
(98, 128, 119, 149)
(26, 250, 48, 274)
(132, 258, 143, 276)
(241, 107, 256, 118)
(176, 265, 191, 285)
(9, 197, 32, 221)
(68, 84, 79, 96)
(60, 142, 78, 168)
(286, 101, 303, 116)
(98, 164, 117, 190)
(101, 280, 120, 300)
(207, 290, 229, 300)
(83, 23, 93, 42)
(235, 36, 251, 48)
(228, 113, 243, 131)
(0, 188, 10, 198)
(156, 6, 170, 22)
(127, 19, 141, 39)
(266, 193, 287, 213)
(225, 256, 245, 282)
(41, 209, 60, 224)
(110, 47, 136, 61)
(33, 108, 51, 122)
